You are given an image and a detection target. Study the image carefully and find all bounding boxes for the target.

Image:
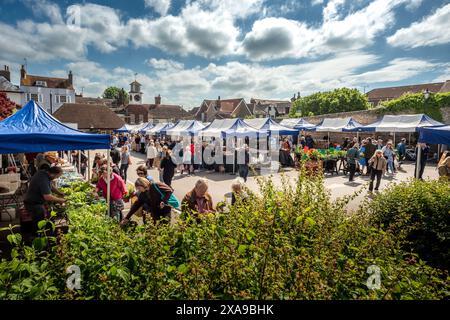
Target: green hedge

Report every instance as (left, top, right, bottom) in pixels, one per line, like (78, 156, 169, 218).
(376, 92, 450, 122)
(1, 177, 449, 300)
(363, 179, 450, 271)
(290, 88, 371, 117)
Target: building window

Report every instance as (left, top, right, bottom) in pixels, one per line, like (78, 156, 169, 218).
(27, 93, 42, 103)
(139, 114, 144, 123)
(58, 95, 67, 103)
(130, 114, 135, 124)
(35, 81, 47, 87)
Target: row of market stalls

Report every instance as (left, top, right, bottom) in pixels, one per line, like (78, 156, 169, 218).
(113, 114, 447, 138)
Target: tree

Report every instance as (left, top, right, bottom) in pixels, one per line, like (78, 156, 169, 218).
(289, 88, 370, 117)
(0, 92, 19, 120)
(102, 86, 129, 106)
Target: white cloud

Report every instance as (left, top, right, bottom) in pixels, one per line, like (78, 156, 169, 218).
(144, 0, 171, 16)
(323, 0, 346, 22)
(242, 0, 417, 61)
(387, 3, 450, 48)
(53, 51, 440, 110)
(127, 2, 240, 58)
(23, 0, 64, 24)
(147, 58, 184, 70)
(345, 58, 438, 84)
(312, 0, 324, 6)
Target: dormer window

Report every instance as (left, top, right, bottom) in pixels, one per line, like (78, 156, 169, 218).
(35, 80, 47, 87)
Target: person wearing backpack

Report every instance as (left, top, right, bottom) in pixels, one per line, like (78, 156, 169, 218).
(120, 177, 178, 225)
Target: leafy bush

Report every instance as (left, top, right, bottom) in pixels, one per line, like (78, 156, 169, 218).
(377, 92, 450, 122)
(363, 179, 450, 271)
(290, 88, 370, 117)
(0, 176, 449, 300)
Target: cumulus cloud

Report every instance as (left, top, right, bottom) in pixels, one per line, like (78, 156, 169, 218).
(147, 58, 184, 70)
(144, 0, 171, 16)
(387, 3, 450, 48)
(241, 0, 419, 61)
(345, 58, 438, 84)
(23, 0, 64, 24)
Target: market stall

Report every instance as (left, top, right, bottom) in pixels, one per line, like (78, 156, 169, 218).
(279, 118, 316, 131)
(0, 100, 111, 219)
(165, 120, 206, 137)
(145, 122, 175, 135)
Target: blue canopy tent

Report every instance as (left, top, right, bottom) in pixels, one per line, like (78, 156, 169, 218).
(418, 125, 450, 145)
(360, 114, 443, 133)
(0, 100, 110, 153)
(145, 122, 175, 135)
(0, 100, 113, 216)
(138, 122, 155, 134)
(221, 119, 262, 138)
(244, 118, 299, 136)
(166, 120, 206, 136)
(316, 117, 365, 132)
(166, 120, 206, 137)
(279, 118, 316, 131)
(113, 124, 131, 133)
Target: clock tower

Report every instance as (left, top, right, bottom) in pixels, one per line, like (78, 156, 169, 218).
(129, 80, 143, 104)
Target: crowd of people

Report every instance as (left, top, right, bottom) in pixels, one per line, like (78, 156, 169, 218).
(10, 130, 448, 238)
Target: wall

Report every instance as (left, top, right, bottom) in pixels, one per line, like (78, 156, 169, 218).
(20, 86, 75, 114)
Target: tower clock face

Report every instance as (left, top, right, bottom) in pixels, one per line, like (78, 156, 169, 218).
(134, 95, 140, 102)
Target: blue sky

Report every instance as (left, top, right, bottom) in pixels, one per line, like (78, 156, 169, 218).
(0, 0, 449, 109)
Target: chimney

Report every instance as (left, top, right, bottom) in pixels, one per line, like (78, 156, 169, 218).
(155, 94, 161, 105)
(297, 91, 301, 99)
(0, 65, 10, 82)
(217, 95, 221, 109)
(20, 65, 26, 80)
(68, 70, 73, 85)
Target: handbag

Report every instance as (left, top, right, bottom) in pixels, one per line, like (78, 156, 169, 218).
(153, 183, 180, 209)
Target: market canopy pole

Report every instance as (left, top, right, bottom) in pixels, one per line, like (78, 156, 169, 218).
(78, 151, 81, 175)
(415, 144, 422, 179)
(87, 150, 91, 181)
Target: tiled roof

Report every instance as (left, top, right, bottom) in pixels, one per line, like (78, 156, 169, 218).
(0, 76, 22, 93)
(366, 82, 445, 100)
(53, 103, 124, 130)
(75, 96, 115, 107)
(251, 98, 291, 105)
(126, 104, 189, 120)
(21, 74, 74, 90)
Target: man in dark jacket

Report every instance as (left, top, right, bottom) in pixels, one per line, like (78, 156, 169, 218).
(110, 147, 121, 167)
(364, 138, 376, 175)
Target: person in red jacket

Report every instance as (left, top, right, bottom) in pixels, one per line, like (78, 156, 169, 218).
(95, 165, 127, 221)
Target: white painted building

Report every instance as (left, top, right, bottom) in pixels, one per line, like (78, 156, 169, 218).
(0, 65, 22, 105)
(19, 65, 75, 114)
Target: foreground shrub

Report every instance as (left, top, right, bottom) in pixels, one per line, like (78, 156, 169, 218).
(0, 176, 449, 300)
(363, 179, 450, 271)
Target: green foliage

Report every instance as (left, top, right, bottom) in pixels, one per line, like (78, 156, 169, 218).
(290, 88, 370, 117)
(102, 87, 129, 105)
(363, 179, 450, 271)
(376, 92, 450, 122)
(0, 178, 449, 300)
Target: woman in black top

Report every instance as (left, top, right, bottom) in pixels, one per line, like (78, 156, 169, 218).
(160, 150, 177, 187)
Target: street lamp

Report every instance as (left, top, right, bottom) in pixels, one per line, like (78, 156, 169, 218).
(423, 88, 430, 100)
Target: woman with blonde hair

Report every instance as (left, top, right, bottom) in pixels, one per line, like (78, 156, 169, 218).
(121, 176, 174, 225)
